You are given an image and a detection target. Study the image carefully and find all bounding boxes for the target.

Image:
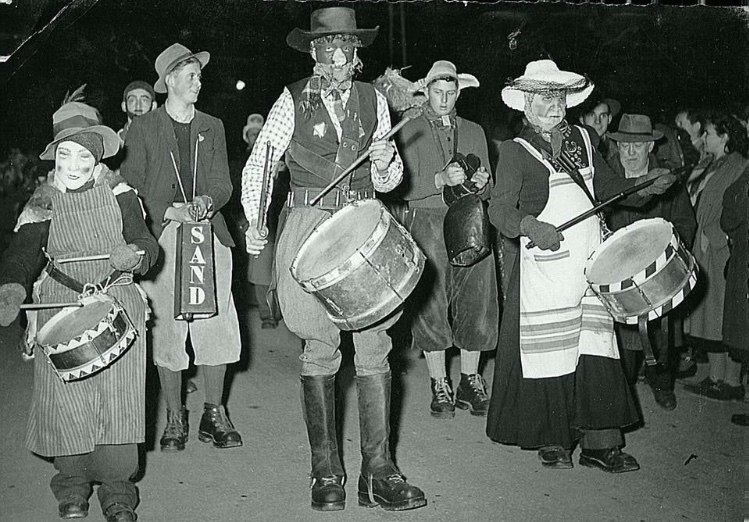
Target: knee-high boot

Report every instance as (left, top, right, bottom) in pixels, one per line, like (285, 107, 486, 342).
(301, 375, 345, 511)
(356, 372, 427, 511)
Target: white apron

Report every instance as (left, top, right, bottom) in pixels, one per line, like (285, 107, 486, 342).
(515, 128, 618, 379)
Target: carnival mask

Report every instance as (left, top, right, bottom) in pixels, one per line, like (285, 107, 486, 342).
(526, 92, 566, 133)
(312, 37, 359, 85)
(55, 140, 98, 191)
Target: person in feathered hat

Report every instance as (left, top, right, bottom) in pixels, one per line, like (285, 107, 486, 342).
(241, 6, 425, 512)
(395, 60, 498, 420)
(120, 42, 245, 455)
(485, 59, 676, 473)
(0, 91, 158, 522)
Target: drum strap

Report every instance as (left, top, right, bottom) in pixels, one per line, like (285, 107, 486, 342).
(44, 263, 124, 294)
(637, 315, 657, 366)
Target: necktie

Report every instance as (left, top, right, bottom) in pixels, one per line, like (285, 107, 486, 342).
(330, 90, 346, 123)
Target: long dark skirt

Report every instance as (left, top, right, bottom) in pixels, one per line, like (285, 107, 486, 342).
(485, 257, 639, 450)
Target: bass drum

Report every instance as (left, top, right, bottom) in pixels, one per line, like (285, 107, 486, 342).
(290, 199, 425, 330)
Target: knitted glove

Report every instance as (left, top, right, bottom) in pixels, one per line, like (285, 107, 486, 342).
(109, 244, 141, 271)
(520, 215, 562, 251)
(0, 283, 26, 327)
(639, 168, 676, 196)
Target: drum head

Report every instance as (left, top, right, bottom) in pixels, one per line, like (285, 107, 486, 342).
(37, 297, 114, 346)
(294, 200, 382, 281)
(586, 218, 673, 285)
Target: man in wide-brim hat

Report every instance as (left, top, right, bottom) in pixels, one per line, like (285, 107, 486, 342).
(485, 59, 676, 474)
(0, 97, 159, 522)
(242, 6, 426, 513)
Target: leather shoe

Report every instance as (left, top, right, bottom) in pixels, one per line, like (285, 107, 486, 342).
(310, 475, 345, 511)
(358, 471, 427, 511)
(103, 504, 137, 522)
(579, 447, 640, 473)
(160, 406, 188, 451)
(198, 404, 243, 448)
(651, 387, 677, 411)
(538, 446, 573, 469)
(430, 377, 455, 419)
(58, 496, 89, 519)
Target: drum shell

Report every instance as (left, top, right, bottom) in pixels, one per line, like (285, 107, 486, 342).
(443, 194, 492, 267)
(292, 201, 425, 331)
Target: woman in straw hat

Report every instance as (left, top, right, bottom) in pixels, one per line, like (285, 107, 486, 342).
(0, 95, 159, 521)
(485, 60, 675, 473)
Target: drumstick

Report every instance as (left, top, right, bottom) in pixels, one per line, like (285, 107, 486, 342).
(256, 141, 273, 239)
(20, 302, 82, 309)
(57, 251, 146, 264)
(525, 163, 695, 249)
(310, 116, 414, 206)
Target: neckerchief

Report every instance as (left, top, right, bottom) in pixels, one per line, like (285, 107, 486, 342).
(299, 64, 354, 119)
(423, 103, 457, 129)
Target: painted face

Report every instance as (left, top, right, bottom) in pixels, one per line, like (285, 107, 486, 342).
(427, 79, 459, 117)
(581, 102, 612, 137)
(124, 88, 154, 119)
(55, 140, 96, 190)
(702, 123, 728, 158)
(530, 93, 566, 132)
(312, 37, 357, 83)
(617, 141, 653, 174)
(167, 62, 202, 105)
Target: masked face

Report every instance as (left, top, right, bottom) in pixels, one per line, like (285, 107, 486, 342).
(123, 88, 155, 119)
(427, 79, 459, 117)
(617, 141, 653, 175)
(167, 62, 202, 105)
(581, 102, 612, 137)
(312, 37, 357, 84)
(55, 140, 97, 190)
(528, 93, 566, 132)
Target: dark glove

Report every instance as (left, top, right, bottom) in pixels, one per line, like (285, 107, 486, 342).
(520, 215, 563, 251)
(0, 283, 26, 327)
(639, 168, 677, 196)
(109, 244, 142, 271)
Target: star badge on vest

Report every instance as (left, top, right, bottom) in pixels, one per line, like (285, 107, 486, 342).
(174, 222, 217, 320)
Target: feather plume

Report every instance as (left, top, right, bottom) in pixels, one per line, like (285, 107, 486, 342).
(62, 84, 87, 106)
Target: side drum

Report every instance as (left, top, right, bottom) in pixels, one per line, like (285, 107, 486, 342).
(36, 294, 136, 382)
(584, 217, 698, 324)
(290, 199, 426, 330)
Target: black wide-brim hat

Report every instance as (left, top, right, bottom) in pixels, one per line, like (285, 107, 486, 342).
(40, 102, 121, 160)
(287, 7, 379, 53)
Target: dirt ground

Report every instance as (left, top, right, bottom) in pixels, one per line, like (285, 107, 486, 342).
(0, 294, 746, 522)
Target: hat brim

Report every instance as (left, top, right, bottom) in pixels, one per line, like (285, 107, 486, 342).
(40, 126, 121, 161)
(415, 73, 480, 93)
(286, 27, 379, 53)
(607, 130, 664, 143)
(154, 51, 211, 94)
(501, 83, 594, 112)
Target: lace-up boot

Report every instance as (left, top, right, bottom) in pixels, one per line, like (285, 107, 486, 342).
(356, 372, 427, 511)
(160, 406, 188, 452)
(456, 373, 490, 416)
(430, 377, 455, 419)
(301, 375, 346, 511)
(198, 404, 243, 448)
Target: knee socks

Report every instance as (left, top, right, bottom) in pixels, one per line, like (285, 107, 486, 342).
(157, 366, 182, 412)
(460, 350, 480, 376)
(202, 364, 227, 406)
(423, 351, 446, 380)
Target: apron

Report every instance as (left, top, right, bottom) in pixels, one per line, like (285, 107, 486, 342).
(26, 185, 148, 457)
(515, 129, 617, 379)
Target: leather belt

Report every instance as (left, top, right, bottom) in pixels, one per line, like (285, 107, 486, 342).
(45, 263, 125, 294)
(286, 187, 374, 209)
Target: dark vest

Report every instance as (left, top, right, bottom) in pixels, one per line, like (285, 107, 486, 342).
(285, 78, 377, 192)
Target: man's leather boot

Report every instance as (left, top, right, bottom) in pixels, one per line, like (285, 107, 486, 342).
(198, 403, 243, 448)
(160, 406, 188, 451)
(356, 372, 427, 511)
(301, 375, 346, 511)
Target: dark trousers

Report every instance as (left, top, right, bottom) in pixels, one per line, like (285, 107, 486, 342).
(51, 443, 139, 511)
(617, 318, 673, 390)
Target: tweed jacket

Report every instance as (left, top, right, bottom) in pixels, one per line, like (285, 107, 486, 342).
(121, 106, 234, 247)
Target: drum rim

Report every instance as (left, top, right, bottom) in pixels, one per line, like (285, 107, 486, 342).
(36, 294, 118, 348)
(612, 268, 698, 324)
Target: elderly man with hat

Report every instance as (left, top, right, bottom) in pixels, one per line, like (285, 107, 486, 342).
(394, 60, 498, 420)
(121, 43, 244, 454)
(119, 80, 157, 142)
(0, 98, 159, 521)
(485, 60, 676, 473)
(606, 114, 696, 411)
(242, 7, 425, 512)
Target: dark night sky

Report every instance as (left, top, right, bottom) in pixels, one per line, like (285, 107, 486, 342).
(0, 1, 747, 161)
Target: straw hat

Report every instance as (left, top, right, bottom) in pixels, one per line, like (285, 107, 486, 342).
(414, 60, 479, 93)
(154, 43, 210, 94)
(286, 7, 379, 53)
(40, 102, 120, 160)
(501, 59, 594, 111)
(607, 114, 664, 143)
